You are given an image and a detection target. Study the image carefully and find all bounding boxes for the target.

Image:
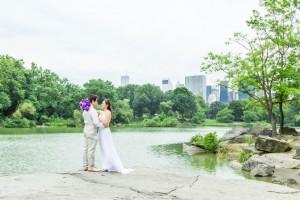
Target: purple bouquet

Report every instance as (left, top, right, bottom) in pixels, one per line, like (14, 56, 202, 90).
(80, 99, 91, 111)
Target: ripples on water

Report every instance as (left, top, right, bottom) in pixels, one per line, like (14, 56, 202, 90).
(0, 127, 242, 179)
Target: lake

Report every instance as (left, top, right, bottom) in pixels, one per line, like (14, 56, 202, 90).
(0, 127, 243, 180)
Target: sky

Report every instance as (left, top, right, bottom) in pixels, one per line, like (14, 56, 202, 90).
(0, 0, 259, 87)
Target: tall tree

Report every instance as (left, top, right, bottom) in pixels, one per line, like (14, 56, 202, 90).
(172, 87, 197, 119)
(201, 0, 300, 136)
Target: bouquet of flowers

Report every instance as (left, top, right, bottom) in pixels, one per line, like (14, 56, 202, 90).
(80, 99, 91, 111)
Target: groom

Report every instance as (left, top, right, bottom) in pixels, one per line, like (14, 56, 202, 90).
(82, 94, 104, 172)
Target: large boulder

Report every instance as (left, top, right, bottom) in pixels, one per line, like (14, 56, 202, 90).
(250, 164, 274, 177)
(242, 155, 275, 171)
(222, 126, 248, 142)
(282, 127, 300, 136)
(255, 136, 291, 153)
(248, 126, 272, 137)
(293, 149, 300, 160)
(243, 145, 264, 155)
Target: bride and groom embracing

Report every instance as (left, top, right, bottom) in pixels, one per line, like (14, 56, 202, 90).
(81, 94, 133, 174)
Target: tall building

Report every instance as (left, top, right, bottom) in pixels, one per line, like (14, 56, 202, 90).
(121, 75, 129, 86)
(220, 81, 229, 103)
(162, 78, 173, 92)
(206, 85, 212, 102)
(185, 75, 206, 99)
(238, 82, 254, 100)
(211, 85, 220, 101)
(228, 91, 238, 102)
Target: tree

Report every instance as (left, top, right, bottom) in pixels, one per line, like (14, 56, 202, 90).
(195, 96, 208, 110)
(132, 84, 163, 117)
(117, 84, 139, 108)
(172, 87, 197, 119)
(228, 100, 244, 121)
(242, 110, 260, 123)
(0, 55, 26, 115)
(206, 101, 226, 119)
(202, 0, 300, 136)
(113, 99, 134, 124)
(83, 79, 117, 103)
(159, 101, 175, 117)
(216, 108, 235, 123)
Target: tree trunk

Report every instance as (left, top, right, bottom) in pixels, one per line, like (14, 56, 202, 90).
(279, 101, 284, 134)
(270, 112, 277, 137)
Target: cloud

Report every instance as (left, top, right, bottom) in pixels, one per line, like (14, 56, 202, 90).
(0, 0, 259, 87)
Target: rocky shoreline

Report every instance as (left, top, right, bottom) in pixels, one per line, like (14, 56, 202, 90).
(1, 167, 300, 200)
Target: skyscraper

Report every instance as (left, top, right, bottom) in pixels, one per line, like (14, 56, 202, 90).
(220, 81, 229, 103)
(185, 75, 206, 99)
(176, 81, 185, 88)
(121, 75, 129, 86)
(228, 91, 238, 102)
(206, 85, 212, 102)
(211, 85, 220, 101)
(162, 78, 173, 92)
(238, 82, 254, 100)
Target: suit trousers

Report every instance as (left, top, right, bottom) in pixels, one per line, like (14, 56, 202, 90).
(83, 134, 98, 169)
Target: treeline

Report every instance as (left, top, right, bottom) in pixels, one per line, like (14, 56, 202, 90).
(1, 54, 300, 128)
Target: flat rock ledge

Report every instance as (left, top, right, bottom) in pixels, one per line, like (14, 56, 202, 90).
(1, 167, 300, 200)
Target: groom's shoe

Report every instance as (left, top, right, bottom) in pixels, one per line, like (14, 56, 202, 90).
(87, 167, 102, 172)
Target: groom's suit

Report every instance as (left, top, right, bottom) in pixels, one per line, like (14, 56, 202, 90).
(82, 105, 104, 170)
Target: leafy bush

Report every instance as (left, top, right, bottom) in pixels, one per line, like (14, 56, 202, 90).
(216, 108, 235, 123)
(142, 116, 178, 127)
(190, 134, 204, 146)
(238, 149, 253, 163)
(242, 110, 259, 122)
(245, 135, 255, 146)
(203, 132, 223, 152)
(191, 110, 206, 124)
(2, 118, 32, 128)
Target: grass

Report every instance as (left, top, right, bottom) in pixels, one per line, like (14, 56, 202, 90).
(200, 119, 238, 127)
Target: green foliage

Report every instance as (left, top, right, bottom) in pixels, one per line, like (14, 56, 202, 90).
(2, 118, 32, 128)
(190, 134, 204, 146)
(159, 101, 175, 117)
(191, 108, 206, 124)
(19, 102, 36, 120)
(216, 108, 235, 123)
(242, 110, 259, 122)
(203, 132, 223, 152)
(132, 84, 163, 117)
(117, 84, 139, 108)
(142, 115, 178, 127)
(245, 135, 255, 146)
(238, 149, 253, 163)
(113, 99, 134, 124)
(73, 110, 83, 127)
(172, 87, 197, 119)
(206, 101, 226, 119)
(228, 100, 244, 121)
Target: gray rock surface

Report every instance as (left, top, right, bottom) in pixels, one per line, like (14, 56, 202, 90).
(222, 126, 248, 141)
(282, 127, 300, 136)
(244, 145, 264, 155)
(1, 167, 300, 200)
(293, 149, 300, 160)
(255, 136, 291, 153)
(182, 143, 207, 155)
(250, 164, 274, 177)
(242, 155, 275, 171)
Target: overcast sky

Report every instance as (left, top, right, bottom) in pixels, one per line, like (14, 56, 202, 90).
(0, 0, 259, 87)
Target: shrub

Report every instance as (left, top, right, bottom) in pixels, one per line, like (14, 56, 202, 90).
(245, 135, 255, 146)
(216, 108, 235, 123)
(2, 118, 31, 128)
(191, 110, 206, 124)
(190, 134, 204, 146)
(242, 110, 259, 123)
(203, 132, 223, 152)
(142, 116, 178, 127)
(238, 149, 253, 163)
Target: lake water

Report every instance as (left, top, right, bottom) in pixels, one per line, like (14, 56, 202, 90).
(0, 127, 244, 180)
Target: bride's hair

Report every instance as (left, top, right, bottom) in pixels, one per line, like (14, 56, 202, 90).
(104, 99, 113, 117)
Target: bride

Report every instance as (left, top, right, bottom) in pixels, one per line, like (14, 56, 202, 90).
(98, 99, 133, 174)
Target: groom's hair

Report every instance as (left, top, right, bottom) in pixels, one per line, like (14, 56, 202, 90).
(88, 94, 98, 103)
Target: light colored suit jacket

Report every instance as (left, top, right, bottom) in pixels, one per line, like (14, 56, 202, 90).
(82, 105, 104, 139)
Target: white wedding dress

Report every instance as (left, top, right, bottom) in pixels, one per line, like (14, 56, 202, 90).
(98, 111, 133, 174)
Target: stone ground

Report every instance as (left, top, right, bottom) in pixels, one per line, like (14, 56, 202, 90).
(1, 167, 300, 200)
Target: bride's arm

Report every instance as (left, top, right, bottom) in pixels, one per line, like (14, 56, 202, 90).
(100, 111, 111, 127)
